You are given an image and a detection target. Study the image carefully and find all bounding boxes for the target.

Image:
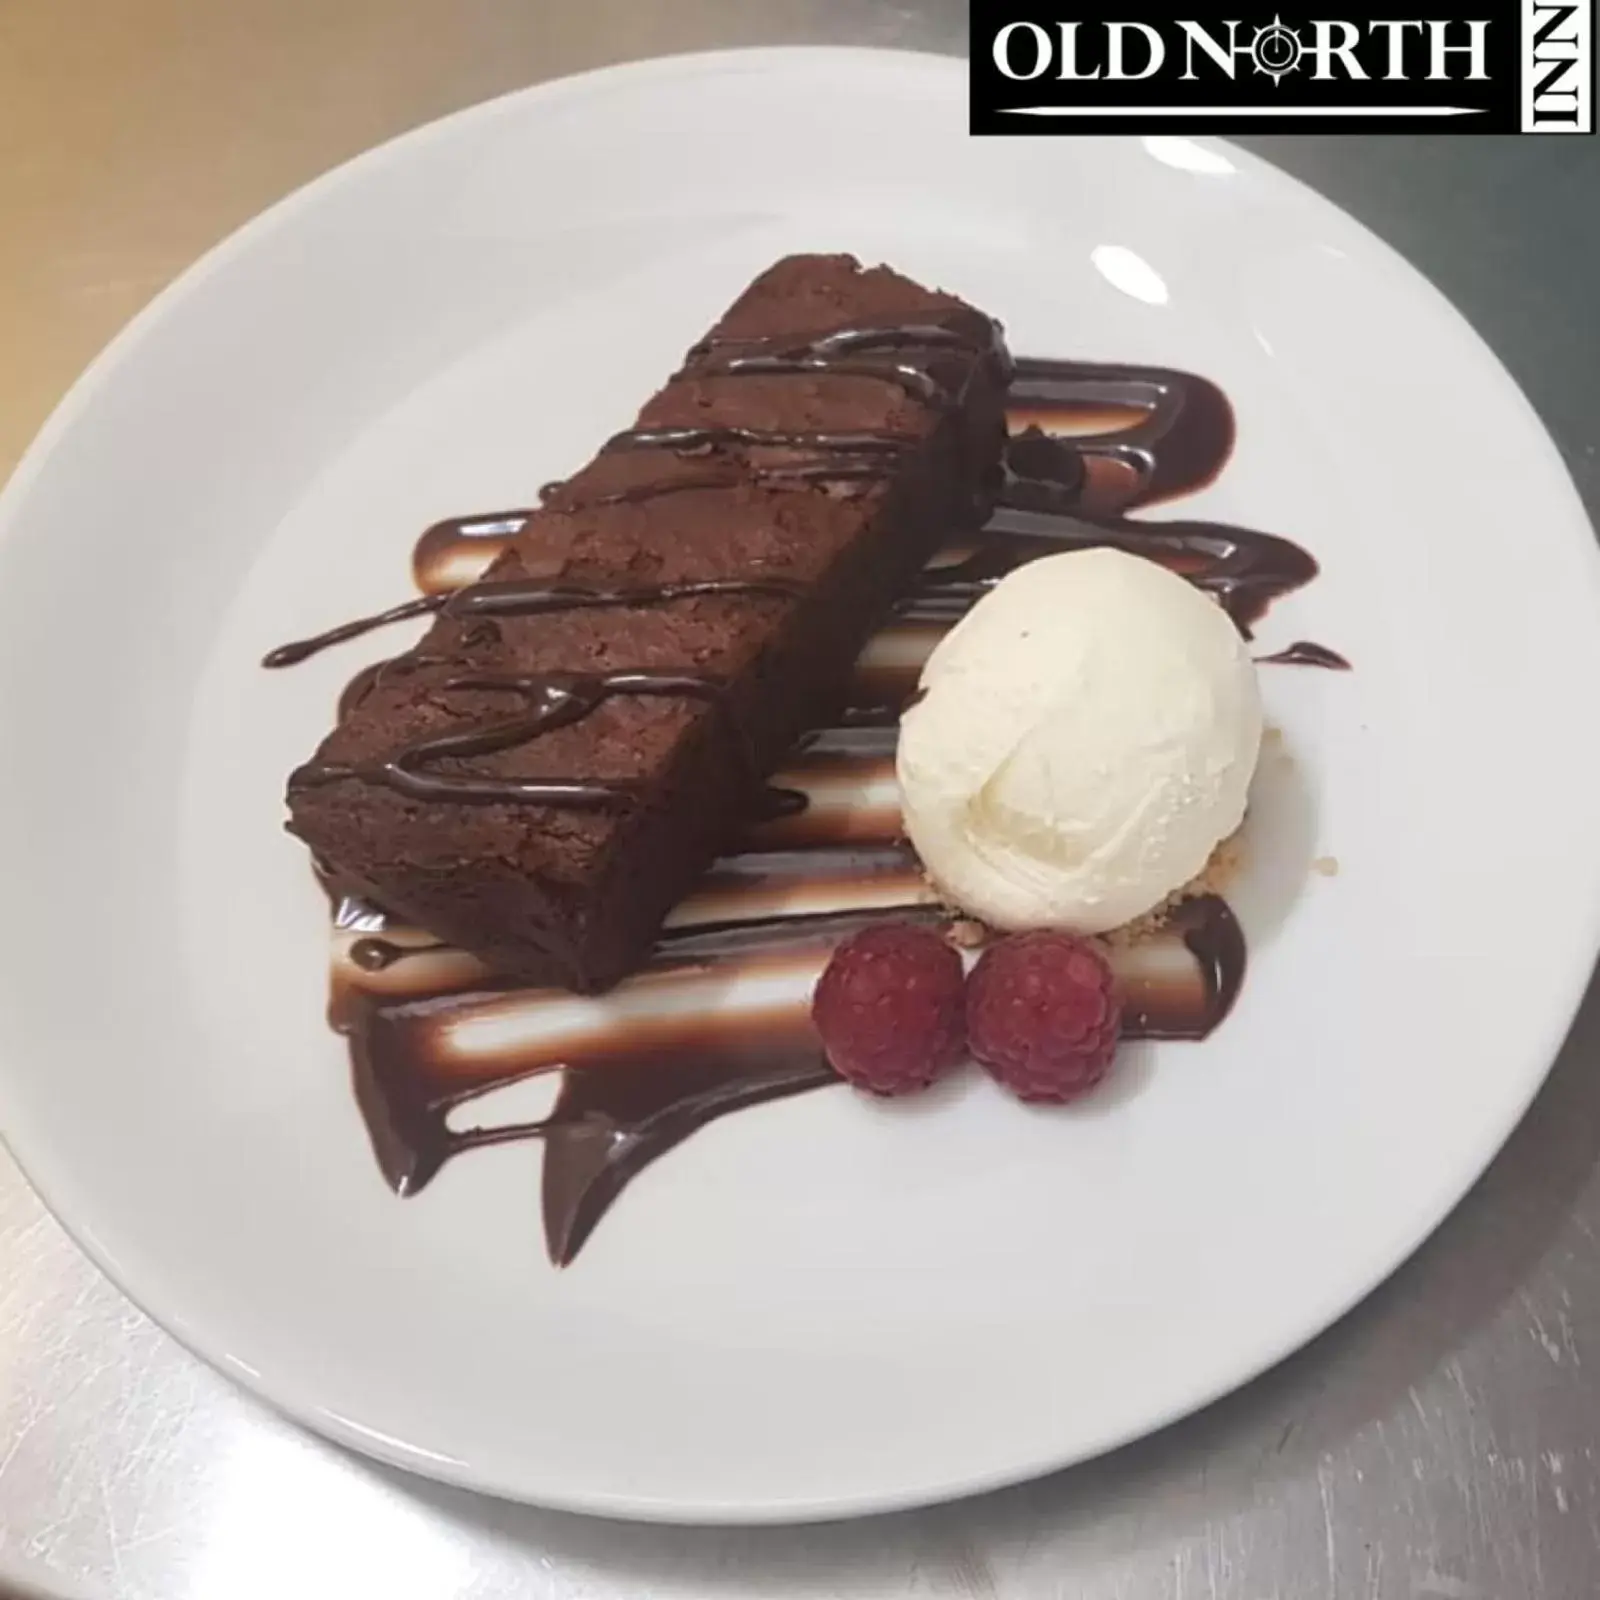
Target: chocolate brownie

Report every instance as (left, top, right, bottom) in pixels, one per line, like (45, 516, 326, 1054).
(286, 254, 1011, 990)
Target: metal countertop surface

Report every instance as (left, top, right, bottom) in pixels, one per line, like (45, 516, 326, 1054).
(1, 4, 1598, 1596)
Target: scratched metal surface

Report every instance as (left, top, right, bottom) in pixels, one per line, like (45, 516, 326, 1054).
(2, 5, 1599, 1598)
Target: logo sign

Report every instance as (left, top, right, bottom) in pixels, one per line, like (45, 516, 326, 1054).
(970, 2, 1594, 132)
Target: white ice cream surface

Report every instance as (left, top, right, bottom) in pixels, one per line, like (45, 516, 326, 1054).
(896, 548, 1262, 934)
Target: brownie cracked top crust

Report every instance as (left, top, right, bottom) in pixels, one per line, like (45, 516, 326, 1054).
(285, 254, 1012, 991)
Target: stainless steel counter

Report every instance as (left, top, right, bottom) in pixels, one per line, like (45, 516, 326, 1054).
(2, 5, 1598, 1596)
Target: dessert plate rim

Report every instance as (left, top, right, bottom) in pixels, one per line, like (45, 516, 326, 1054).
(0, 45, 1596, 1523)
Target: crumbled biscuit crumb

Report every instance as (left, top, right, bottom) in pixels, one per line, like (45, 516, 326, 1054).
(1312, 855, 1340, 877)
(1102, 830, 1245, 946)
(920, 828, 1247, 951)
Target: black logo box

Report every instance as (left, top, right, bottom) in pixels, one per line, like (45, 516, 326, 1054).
(969, 1, 1588, 134)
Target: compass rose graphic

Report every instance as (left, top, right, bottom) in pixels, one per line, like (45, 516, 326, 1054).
(1248, 16, 1305, 84)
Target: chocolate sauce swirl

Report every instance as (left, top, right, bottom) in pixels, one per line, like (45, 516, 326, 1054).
(684, 321, 997, 408)
(606, 318, 1003, 459)
(446, 575, 805, 620)
(1257, 640, 1352, 669)
(413, 510, 533, 594)
(689, 319, 989, 363)
(263, 576, 805, 673)
(545, 463, 886, 510)
(694, 356, 949, 405)
(284, 575, 814, 808)
(263, 595, 442, 668)
(348, 936, 440, 972)
(604, 423, 916, 457)
(265, 315, 995, 810)
(270, 361, 1324, 674)
(997, 361, 1320, 632)
(290, 668, 745, 808)
(278, 354, 1339, 1266)
(340, 892, 1248, 1261)
(271, 317, 998, 813)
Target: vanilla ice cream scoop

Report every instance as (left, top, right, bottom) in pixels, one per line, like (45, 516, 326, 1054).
(896, 548, 1261, 934)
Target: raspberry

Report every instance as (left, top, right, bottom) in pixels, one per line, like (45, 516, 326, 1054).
(966, 932, 1121, 1103)
(811, 923, 967, 1095)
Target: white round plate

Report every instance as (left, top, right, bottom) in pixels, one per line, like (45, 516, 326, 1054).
(0, 47, 1596, 1523)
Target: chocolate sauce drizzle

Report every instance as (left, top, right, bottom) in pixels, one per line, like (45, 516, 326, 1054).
(282, 574, 815, 808)
(265, 576, 804, 678)
(1123, 897, 1249, 1041)
(269, 317, 997, 806)
(1257, 640, 1352, 670)
(537, 1054, 837, 1266)
(292, 669, 742, 809)
(341, 889, 1248, 1262)
(605, 423, 915, 458)
(683, 321, 992, 408)
(602, 319, 1002, 464)
(267, 359, 1327, 677)
(997, 362, 1320, 633)
(276, 353, 1340, 1265)
(348, 935, 440, 972)
(263, 595, 442, 668)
